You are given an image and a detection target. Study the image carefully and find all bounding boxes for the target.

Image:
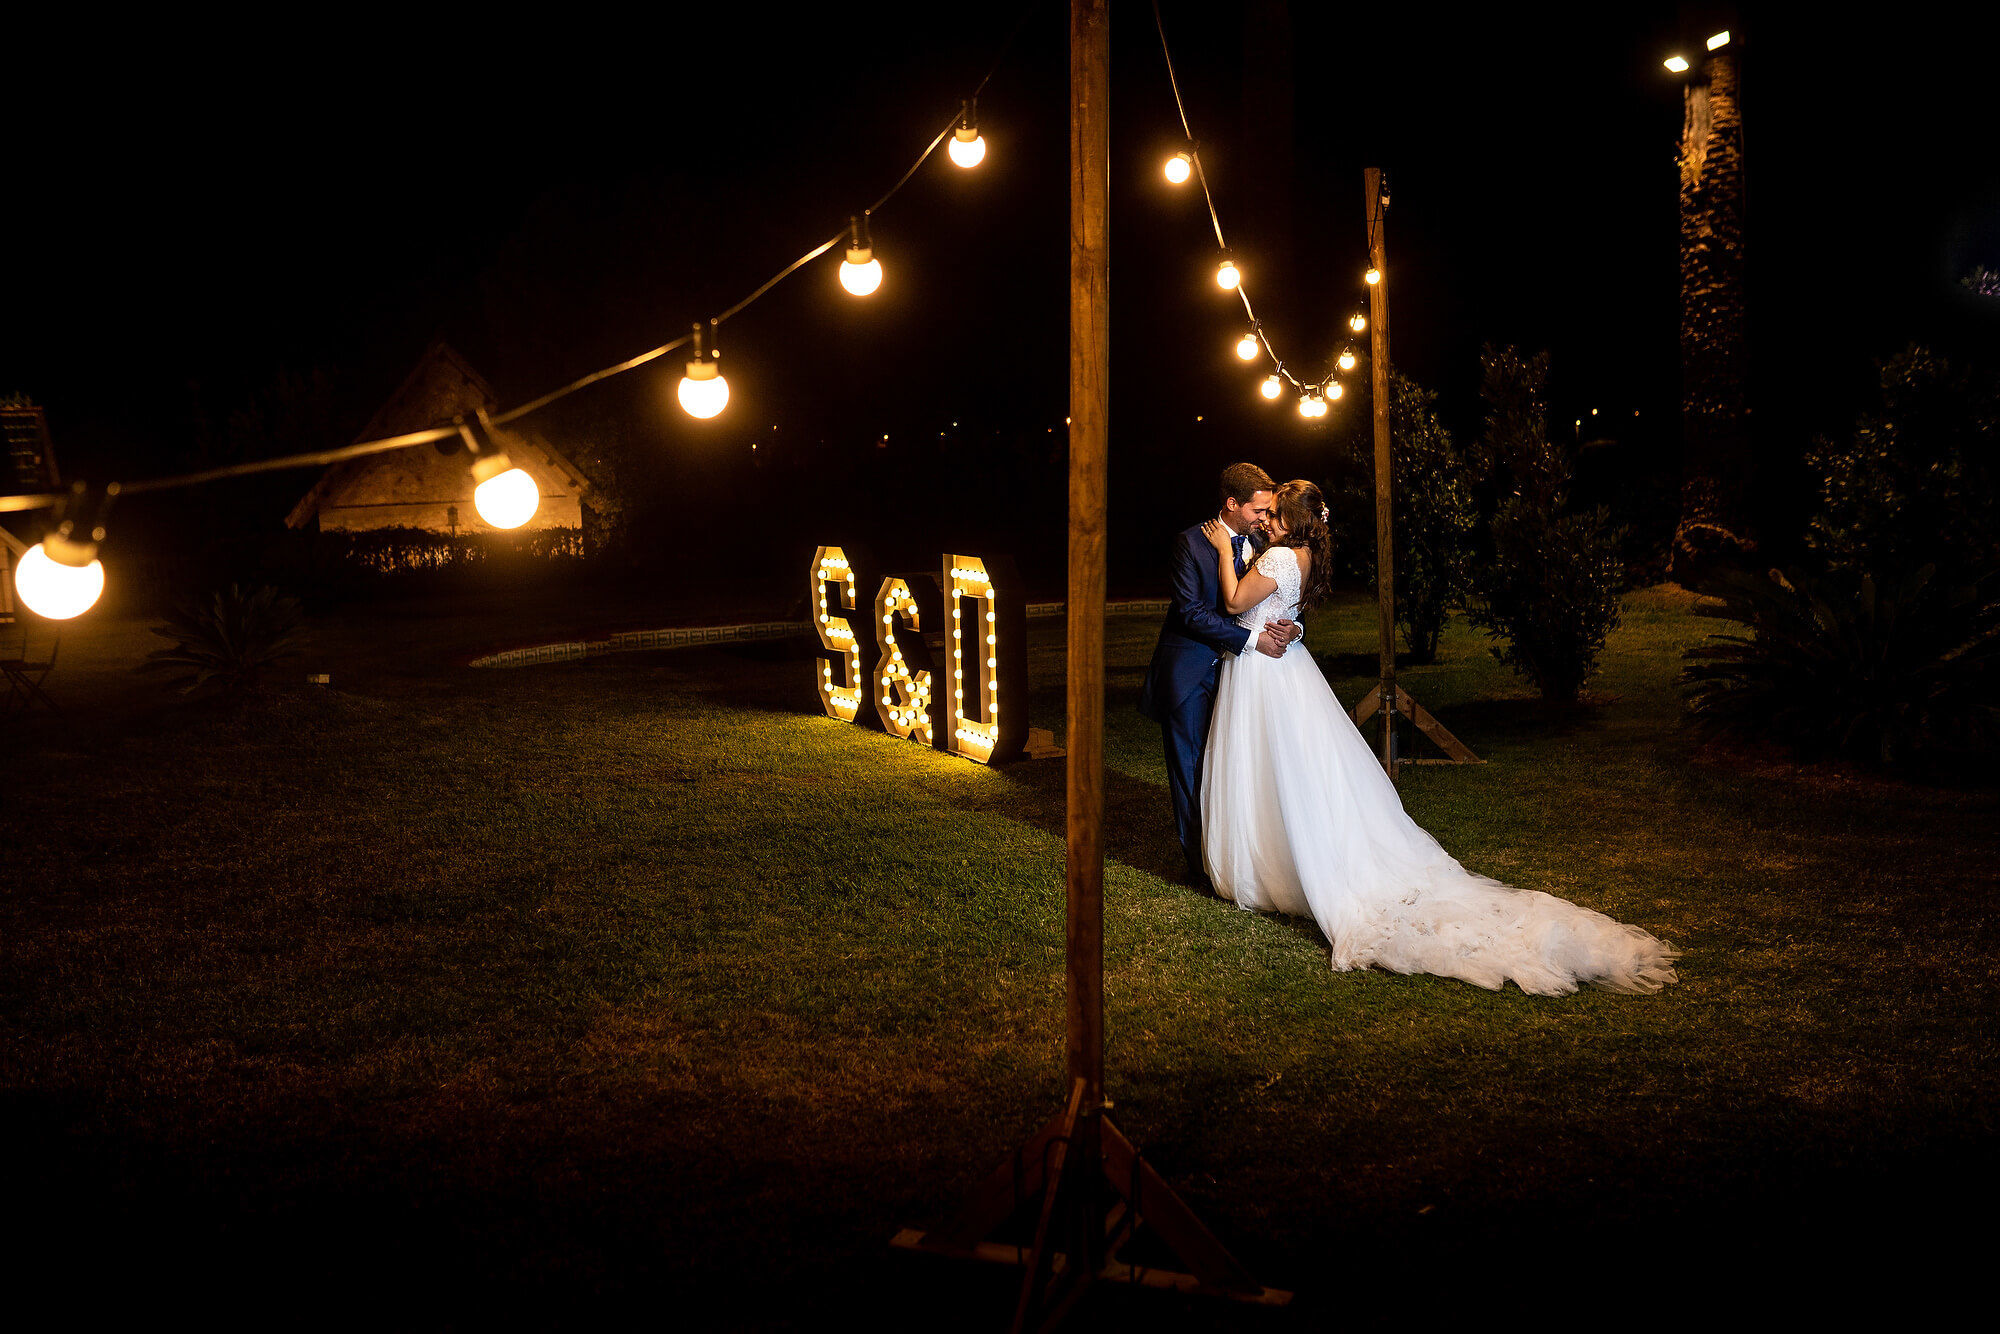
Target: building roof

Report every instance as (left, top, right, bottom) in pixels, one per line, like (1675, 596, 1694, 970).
(285, 342, 589, 528)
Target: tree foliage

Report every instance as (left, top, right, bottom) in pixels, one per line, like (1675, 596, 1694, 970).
(1388, 372, 1477, 663)
(1805, 346, 2000, 578)
(1462, 346, 1626, 702)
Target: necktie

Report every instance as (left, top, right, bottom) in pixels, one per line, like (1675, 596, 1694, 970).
(1233, 535, 1248, 575)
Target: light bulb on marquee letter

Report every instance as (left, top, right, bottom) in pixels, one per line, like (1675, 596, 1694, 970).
(14, 540, 104, 620)
(1164, 151, 1192, 185)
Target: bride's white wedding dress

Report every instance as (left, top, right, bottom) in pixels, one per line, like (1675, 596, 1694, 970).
(1201, 545, 1679, 995)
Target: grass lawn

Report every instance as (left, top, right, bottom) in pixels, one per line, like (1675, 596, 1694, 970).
(4, 583, 1997, 1326)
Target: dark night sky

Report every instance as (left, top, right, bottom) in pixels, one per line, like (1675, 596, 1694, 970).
(5, 3, 1996, 586)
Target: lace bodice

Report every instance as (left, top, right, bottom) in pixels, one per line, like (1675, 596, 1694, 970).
(1234, 544, 1302, 631)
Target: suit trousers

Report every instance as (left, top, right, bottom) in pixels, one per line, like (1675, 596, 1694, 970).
(1161, 668, 1220, 880)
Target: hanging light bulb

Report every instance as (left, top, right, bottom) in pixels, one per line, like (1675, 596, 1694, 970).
(16, 482, 112, 620)
(473, 466, 539, 529)
(456, 411, 541, 528)
(1164, 150, 1193, 185)
(1235, 329, 1261, 361)
(1364, 266, 1381, 285)
(1663, 54, 1691, 72)
(1297, 392, 1316, 418)
(1327, 382, 1344, 401)
(677, 321, 730, 420)
(1337, 349, 1357, 372)
(948, 99, 986, 168)
(839, 214, 883, 296)
(14, 541, 104, 620)
(1349, 313, 1367, 334)
(1261, 375, 1283, 401)
(1215, 254, 1240, 290)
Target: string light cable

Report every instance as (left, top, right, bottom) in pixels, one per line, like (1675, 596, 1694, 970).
(0, 5, 1036, 608)
(1152, 0, 1373, 405)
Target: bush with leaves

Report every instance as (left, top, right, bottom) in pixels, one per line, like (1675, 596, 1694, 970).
(1681, 562, 2000, 767)
(1323, 372, 1478, 661)
(1805, 346, 1999, 578)
(140, 584, 306, 697)
(1461, 346, 1626, 702)
(1388, 373, 1479, 663)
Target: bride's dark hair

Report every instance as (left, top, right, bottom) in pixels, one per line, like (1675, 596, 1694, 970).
(1270, 480, 1335, 612)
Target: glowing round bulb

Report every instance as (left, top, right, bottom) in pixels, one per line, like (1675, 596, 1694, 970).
(1235, 333, 1260, 361)
(1298, 394, 1314, 417)
(1328, 382, 1344, 400)
(839, 248, 884, 296)
(1364, 267, 1381, 285)
(1350, 314, 1367, 333)
(947, 133, 986, 169)
(1261, 376, 1282, 401)
(13, 541, 104, 620)
(1338, 351, 1356, 372)
(678, 364, 730, 419)
(473, 467, 539, 529)
(1216, 259, 1240, 290)
(1164, 152, 1192, 185)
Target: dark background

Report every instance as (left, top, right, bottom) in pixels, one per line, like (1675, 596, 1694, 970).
(5, 2, 1996, 597)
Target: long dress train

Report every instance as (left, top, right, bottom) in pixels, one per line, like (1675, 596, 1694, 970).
(1200, 545, 1679, 996)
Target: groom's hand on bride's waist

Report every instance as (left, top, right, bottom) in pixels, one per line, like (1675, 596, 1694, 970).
(1254, 624, 1290, 658)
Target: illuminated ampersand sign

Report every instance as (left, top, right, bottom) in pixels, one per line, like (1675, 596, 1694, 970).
(945, 554, 1000, 763)
(811, 545, 862, 721)
(873, 578, 933, 743)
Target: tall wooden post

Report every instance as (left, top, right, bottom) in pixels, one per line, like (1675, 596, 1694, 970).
(1067, 0, 1108, 1125)
(899, 4, 1288, 1314)
(1365, 167, 1395, 780)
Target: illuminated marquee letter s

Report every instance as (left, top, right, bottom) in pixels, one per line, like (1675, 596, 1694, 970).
(811, 545, 862, 720)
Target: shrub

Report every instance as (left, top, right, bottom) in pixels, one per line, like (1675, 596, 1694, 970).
(1462, 346, 1627, 702)
(140, 584, 306, 697)
(1805, 346, 1999, 577)
(1390, 373, 1478, 664)
(1323, 372, 1478, 662)
(1681, 562, 2000, 768)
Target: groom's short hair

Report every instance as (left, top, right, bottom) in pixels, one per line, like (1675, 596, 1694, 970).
(1219, 462, 1275, 506)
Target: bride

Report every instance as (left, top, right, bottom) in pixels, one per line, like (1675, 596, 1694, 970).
(1197, 479, 1679, 996)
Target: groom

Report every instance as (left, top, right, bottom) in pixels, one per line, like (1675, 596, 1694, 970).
(1140, 462, 1300, 888)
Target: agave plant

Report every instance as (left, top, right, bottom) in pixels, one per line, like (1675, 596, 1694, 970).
(1680, 562, 2000, 767)
(140, 584, 306, 696)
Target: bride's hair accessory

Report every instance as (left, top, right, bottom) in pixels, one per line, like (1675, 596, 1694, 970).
(1318, 502, 1330, 524)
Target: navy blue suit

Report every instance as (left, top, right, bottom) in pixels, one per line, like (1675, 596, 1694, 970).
(1140, 525, 1256, 880)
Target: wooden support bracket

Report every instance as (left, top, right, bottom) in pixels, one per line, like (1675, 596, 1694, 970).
(1350, 683, 1483, 766)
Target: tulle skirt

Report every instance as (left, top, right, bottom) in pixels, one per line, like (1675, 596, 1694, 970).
(1201, 645, 1679, 996)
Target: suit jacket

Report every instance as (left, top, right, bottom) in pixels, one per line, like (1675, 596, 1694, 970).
(1139, 524, 1256, 722)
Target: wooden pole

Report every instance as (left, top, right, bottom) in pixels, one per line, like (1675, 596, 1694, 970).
(1066, 0, 1109, 1113)
(1365, 167, 1395, 780)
